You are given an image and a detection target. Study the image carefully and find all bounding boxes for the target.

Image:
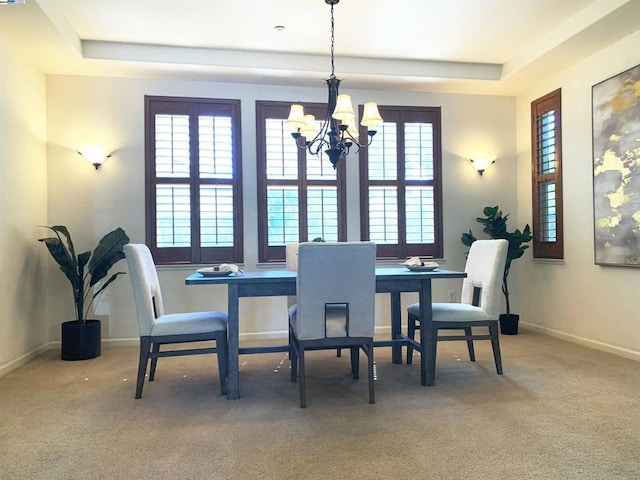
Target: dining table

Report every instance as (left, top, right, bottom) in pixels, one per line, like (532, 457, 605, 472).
(185, 266, 466, 399)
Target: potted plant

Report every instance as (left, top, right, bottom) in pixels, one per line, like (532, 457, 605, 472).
(461, 206, 533, 335)
(39, 225, 130, 360)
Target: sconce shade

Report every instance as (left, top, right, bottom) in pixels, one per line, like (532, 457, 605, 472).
(468, 155, 496, 175)
(78, 149, 112, 170)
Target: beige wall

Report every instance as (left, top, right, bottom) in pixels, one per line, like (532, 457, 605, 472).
(0, 32, 49, 373)
(515, 29, 640, 360)
(44, 76, 517, 344)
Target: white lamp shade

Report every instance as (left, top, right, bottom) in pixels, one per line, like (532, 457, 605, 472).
(469, 155, 496, 172)
(300, 114, 319, 139)
(286, 104, 306, 131)
(332, 94, 356, 124)
(79, 148, 110, 165)
(361, 102, 383, 129)
(345, 119, 359, 140)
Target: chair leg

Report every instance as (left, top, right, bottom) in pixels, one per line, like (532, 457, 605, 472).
(337, 348, 342, 358)
(350, 346, 360, 379)
(216, 331, 228, 395)
(422, 325, 438, 386)
(290, 330, 298, 383)
(407, 313, 418, 364)
(367, 342, 375, 404)
(135, 336, 152, 399)
(298, 344, 307, 408)
(464, 327, 476, 361)
(489, 321, 503, 374)
(149, 342, 160, 381)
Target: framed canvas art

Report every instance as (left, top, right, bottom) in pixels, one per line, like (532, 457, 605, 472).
(592, 63, 640, 266)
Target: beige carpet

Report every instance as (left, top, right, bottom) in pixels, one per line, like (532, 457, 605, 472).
(1, 329, 639, 480)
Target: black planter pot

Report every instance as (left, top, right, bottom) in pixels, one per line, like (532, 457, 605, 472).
(61, 319, 101, 361)
(499, 313, 520, 335)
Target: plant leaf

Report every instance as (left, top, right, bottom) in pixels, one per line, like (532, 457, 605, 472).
(38, 236, 81, 291)
(88, 227, 130, 286)
(91, 272, 127, 300)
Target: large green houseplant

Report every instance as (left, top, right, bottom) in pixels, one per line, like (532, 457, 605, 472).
(39, 225, 130, 359)
(461, 206, 533, 334)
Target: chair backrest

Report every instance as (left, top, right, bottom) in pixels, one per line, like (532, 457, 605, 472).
(285, 243, 299, 308)
(460, 239, 508, 318)
(124, 244, 164, 336)
(294, 242, 376, 340)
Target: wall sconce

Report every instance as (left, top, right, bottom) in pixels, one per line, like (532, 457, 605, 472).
(77, 148, 112, 170)
(468, 155, 496, 176)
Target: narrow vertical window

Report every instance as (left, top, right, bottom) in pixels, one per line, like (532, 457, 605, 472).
(531, 89, 563, 259)
(145, 96, 243, 264)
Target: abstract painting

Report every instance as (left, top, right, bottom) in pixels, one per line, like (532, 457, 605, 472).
(592, 64, 640, 266)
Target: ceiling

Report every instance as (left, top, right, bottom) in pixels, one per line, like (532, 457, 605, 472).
(1, 0, 639, 95)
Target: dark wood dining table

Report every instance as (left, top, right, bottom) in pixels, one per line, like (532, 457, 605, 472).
(186, 266, 466, 399)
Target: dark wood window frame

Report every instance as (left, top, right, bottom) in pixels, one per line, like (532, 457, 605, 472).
(359, 105, 443, 260)
(255, 100, 347, 264)
(531, 89, 564, 259)
(144, 95, 244, 265)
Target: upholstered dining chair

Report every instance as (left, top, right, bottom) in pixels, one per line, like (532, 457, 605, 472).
(287, 242, 346, 358)
(124, 244, 228, 399)
(406, 239, 508, 384)
(289, 241, 377, 408)
(285, 243, 299, 310)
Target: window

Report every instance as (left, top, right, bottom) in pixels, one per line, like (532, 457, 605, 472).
(145, 96, 243, 264)
(256, 101, 346, 263)
(360, 106, 443, 259)
(531, 89, 563, 259)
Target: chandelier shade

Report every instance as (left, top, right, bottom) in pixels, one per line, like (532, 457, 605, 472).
(287, 0, 383, 169)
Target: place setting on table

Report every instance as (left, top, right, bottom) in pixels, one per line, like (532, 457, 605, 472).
(400, 256, 440, 272)
(195, 263, 243, 277)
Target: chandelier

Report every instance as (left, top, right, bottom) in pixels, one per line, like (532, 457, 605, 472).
(286, 0, 383, 169)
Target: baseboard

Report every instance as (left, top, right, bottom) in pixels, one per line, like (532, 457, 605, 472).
(521, 321, 640, 362)
(0, 343, 51, 378)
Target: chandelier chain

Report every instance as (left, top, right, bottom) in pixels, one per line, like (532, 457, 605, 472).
(330, 2, 335, 78)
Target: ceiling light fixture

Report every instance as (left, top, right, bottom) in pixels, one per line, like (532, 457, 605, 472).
(286, 0, 383, 169)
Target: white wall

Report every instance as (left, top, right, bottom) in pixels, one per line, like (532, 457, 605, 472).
(0, 32, 49, 374)
(45, 76, 517, 344)
(515, 29, 640, 360)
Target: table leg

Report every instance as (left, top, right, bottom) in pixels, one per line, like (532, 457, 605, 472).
(227, 284, 240, 399)
(419, 279, 436, 386)
(390, 291, 402, 364)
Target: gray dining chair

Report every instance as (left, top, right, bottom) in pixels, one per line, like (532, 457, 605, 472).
(287, 242, 346, 358)
(288, 241, 377, 408)
(285, 243, 299, 310)
(406, 239, 508, 384)
(124, 244, 228, 399)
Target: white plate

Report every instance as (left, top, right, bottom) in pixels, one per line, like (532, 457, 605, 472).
(402, 262, 439, 272)
(197, 267, 233, 277)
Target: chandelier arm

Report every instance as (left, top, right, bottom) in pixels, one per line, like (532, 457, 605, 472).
(341, 129, 369, 149)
